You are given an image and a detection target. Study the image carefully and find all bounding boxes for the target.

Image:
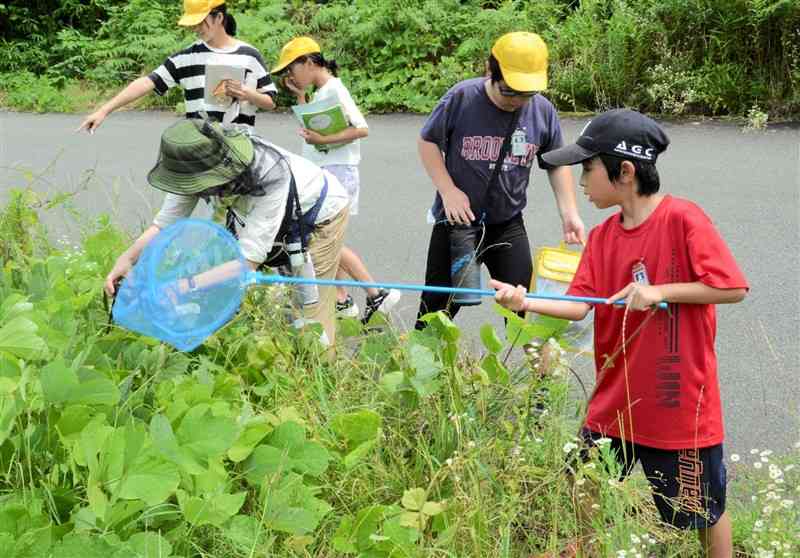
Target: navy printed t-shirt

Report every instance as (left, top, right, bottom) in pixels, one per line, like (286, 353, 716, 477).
(420, 77, 564, 224)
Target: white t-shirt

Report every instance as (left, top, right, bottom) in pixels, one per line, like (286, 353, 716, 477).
(302, 77, 367, 167)
(153, 141, 349, 264)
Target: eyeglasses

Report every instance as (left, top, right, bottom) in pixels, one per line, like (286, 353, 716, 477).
(497, 83, 536, 99)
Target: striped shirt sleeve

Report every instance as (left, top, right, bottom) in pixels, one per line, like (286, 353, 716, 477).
(148, 55, 180, 96)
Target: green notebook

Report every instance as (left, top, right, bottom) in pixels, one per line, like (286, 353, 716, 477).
(291, 96, 351, 152)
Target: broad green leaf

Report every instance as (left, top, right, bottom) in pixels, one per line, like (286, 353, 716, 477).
(479, 323, 504, 354)
(41, 359, 119, 406)
(0, 316, 45, 359)
(0, 294, 33, 322)
(55, 405, 95, 441)
(228, 419, 273, 462)
(261, 472, 332, 535)
(379, 371, 405, 393)
(290, 440, 330, 477)
(178, 490, 246, 527)
(494, 304, 537, 346)
(126, 532, 173, 558)
(268, 422, 330, 477)
(408, 345, 441, 382)
(269, 421, 305, 450)
(76, 417, 114, 472)
(332, 515, 358, 553)
(419, 311, 460, 342)
(52, 532, 116, 558)
(398, 511, 424, 529)
(0, 393, 22, 447)
(175, 405, 239, 462)
(149, 414, 204, 475)
(421, 501, 445, 516)
(193, 456, 229, 495)
(480, 353, 510, 384)
(0, 354, 21, 395)
(87, 479, 108, 523)
(332, 410, 382, 446)
(243, 445, 290, 486)
(223, 514, 274, 553)
(40, 358, 77, 404)
(116, 453, 180, 506)
(401, 488, 426, 512)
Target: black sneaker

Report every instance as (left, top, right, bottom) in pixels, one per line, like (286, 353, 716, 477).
(362, 289, 401, 323)
(336, 294, 360, 318)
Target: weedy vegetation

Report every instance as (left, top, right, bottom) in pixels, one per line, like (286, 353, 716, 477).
(0, 189, 797, 556)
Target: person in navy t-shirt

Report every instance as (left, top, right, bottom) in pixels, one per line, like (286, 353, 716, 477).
(415, 32, 585, 328)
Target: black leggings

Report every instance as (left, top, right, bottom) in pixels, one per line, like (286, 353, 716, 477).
(415, 214, 533, 329)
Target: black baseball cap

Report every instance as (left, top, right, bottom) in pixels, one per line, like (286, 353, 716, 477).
(542, 109, 670, 166)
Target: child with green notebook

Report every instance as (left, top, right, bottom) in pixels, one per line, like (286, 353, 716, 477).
(273, 37, 401, 323)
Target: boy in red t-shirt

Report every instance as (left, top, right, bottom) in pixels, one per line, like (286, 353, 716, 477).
(491, 109, 748, 557)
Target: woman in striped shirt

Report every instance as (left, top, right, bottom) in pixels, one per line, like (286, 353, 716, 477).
(79, 0, 276, 133)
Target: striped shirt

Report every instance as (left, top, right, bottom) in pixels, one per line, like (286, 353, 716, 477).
(148, 40, 277, 128)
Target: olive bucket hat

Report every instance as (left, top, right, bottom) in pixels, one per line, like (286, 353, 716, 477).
(147, 119, 255, 195)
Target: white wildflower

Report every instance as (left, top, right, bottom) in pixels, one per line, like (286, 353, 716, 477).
(445, 458, 453, 467)
(596, 437, 612, 446)
(763, 505, 772, 514)
(780, 499, 794, 509)
(630, 534, 641, 544)
(784, 464, 795, 472)
(751, 448, 760, 454)
(761, 456, 770, 463)
(467, 441, 476, 449)
(563, 442, 578, 453)
(760, 450, 773, 457)
(753, 519, 764, 531)
(769, 465, 783, 479)
(729, 453, 740, 462)
(754, 462, 763, 469)
(616, 551, 627, 558)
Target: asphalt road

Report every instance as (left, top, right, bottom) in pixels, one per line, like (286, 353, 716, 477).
(1, 110, 798, 456)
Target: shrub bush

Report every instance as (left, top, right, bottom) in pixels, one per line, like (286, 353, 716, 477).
(0, 0, 797, 117)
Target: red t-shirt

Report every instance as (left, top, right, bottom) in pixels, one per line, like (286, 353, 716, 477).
(567, 195, 748, 449)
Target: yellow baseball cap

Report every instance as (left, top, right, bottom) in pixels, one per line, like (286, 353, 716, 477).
(491, 32, 549, 92)
(178, 0, 226, 27)
(272, 37, 321, 74)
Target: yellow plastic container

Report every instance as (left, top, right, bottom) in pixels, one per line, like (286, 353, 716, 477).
(528, 243, 594, 354)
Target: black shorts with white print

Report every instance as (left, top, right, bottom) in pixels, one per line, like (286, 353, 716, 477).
(580, 429, 727, 529)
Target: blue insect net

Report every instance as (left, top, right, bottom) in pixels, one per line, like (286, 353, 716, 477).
(112, 219, 250, 351)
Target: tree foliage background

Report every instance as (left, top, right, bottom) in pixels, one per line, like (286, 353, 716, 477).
(0, 0, 798, 116)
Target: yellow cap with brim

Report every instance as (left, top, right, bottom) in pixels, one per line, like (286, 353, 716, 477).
(178, 0, 226, 27)
(491, 32, 549, 92)
(272, 36, 321, 74)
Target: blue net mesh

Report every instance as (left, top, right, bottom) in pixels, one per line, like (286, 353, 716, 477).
(112, 219, 249, 351)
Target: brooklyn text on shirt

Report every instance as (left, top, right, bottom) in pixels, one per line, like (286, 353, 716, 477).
(460, 135, 538, 167)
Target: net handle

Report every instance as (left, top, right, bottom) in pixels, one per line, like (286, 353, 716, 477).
(247, 272, 668, 309)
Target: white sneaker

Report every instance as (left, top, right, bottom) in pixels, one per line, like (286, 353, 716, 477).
(362, 289, 401, 323)
(336, 294, 360, 318)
